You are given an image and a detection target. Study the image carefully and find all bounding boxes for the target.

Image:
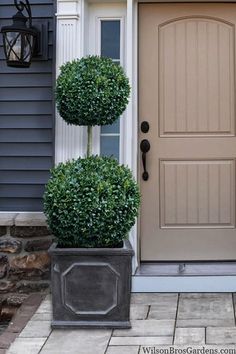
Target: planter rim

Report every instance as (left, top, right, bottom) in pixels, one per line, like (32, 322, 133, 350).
(48, 239, 134, 256)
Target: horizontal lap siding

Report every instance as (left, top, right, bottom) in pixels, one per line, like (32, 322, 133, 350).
(0, 0, 55, 211)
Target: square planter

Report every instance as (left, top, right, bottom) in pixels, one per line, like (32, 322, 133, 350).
(49, 239, 134, 329)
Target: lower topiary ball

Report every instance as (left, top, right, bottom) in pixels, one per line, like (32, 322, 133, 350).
(44, 156, 140, 248)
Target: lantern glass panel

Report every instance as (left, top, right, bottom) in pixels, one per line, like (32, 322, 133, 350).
(5, 32, 21, 60)
(3, 31, 35, 66)
(23, 34, 34, 62)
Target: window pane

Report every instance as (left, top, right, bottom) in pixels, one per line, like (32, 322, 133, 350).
(100, 136, 119, 160)
(100, 20, 121, 161)
(101, 119, 120, 134)
(101, 20, 120, 59)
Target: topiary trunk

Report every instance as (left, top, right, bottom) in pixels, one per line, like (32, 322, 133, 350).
(87, 126, 93, 157)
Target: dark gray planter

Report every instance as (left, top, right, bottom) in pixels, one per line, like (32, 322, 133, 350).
(48, 240, 134, 329)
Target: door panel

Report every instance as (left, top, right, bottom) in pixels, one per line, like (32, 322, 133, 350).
(139, 4, 236, 260)
(160, 160, 235, 228)
(159, 17, 235, 136)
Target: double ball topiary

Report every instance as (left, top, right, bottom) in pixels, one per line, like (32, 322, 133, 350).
(44, 156, 140, 248)
(55, 56, 131, 126)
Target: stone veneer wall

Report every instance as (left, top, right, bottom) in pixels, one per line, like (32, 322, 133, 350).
(0, 213, 53, 295)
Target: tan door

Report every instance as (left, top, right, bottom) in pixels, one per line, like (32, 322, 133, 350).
(139, 3, 236, 261)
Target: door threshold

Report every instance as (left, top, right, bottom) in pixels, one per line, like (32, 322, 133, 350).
(135, 261, 236, 277)
(132, 262, 236, 292)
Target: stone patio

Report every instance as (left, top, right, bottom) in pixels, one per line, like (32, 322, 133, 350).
(6, 293, 236, 353)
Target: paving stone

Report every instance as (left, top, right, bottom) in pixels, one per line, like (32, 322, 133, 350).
(148, 303, 177, 320)
(0, 324, 9, 336)
(110, 336, 173, 345)
(233, 293, 236, 317)
(131, 293, 178, 305)
(132, 294, 178, 321)
(177, 293, 235, 327)
(22, 293, 45, 307)
(31, 312, 52, 321)
(7, 337, 47, 354)
(106, 346, 139, 354)
(7, 314, 32, 333)
(40, 329, 112, 354)
(113, 320, 175, 337)
(206, 327, 236, 344)
(174, 328, 205, 345)
(17, 303, 39, 318)
(0, 332, 18, 349)
(177, 319, 235, 327)
(35, 299, 52, 314)
(130, 305, 149, 320)
(19, 320, 51, 338)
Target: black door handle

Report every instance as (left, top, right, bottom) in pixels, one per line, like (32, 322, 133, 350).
(140, 139, 150, 181)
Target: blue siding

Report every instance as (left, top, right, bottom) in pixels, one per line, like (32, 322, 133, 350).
(0, 0, 55, 211)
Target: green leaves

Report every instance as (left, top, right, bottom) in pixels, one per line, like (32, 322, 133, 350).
(50, 57, 136, 247)
(44, 156, 140, 248)
(55, 56, 131, 127)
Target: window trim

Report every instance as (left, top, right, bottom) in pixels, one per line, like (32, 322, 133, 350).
(92, 15, 126, 163)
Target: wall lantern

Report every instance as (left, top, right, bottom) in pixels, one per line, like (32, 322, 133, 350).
(1, 0, 39, 68)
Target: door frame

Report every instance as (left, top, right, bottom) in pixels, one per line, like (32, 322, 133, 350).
(134, 0, 236, 273)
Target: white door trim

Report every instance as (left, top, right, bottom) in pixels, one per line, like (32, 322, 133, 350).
(132, 275, 236, 292)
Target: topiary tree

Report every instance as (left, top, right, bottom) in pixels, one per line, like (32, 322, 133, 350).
(44, 156, 140, 248)
(44, 56, 139, 248)
(55, 55, 131, 157)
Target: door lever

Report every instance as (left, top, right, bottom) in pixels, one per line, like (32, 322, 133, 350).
(140, 139, 150, 181)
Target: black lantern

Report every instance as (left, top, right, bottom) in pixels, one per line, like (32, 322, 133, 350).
(1, 0, 39, 68)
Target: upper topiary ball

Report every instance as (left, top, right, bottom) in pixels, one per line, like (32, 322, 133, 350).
(55, 56, 131, 126)
(43, 156, 140, 248)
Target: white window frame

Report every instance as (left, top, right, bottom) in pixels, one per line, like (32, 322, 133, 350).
(88, 4, 126, 163)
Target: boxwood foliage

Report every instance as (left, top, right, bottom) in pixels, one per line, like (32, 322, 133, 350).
(55, 56, 131, 126)
(44, 156, 140, 248)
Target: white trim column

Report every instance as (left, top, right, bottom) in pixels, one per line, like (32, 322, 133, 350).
(55, 0, 86, 163)
(125, 0, 139, 272)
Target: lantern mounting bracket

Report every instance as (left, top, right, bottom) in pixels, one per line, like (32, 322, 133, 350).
(14, 0, 32, 28)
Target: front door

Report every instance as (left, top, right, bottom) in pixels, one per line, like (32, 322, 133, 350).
(139, 3, 236, 261)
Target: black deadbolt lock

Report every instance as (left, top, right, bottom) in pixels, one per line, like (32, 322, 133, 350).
(141, 121, 150, 133)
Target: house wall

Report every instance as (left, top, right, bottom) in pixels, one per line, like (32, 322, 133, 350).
(0, 213, 53, 296)
(2, 0, 236, 294)
(0, 0, 56, 212)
